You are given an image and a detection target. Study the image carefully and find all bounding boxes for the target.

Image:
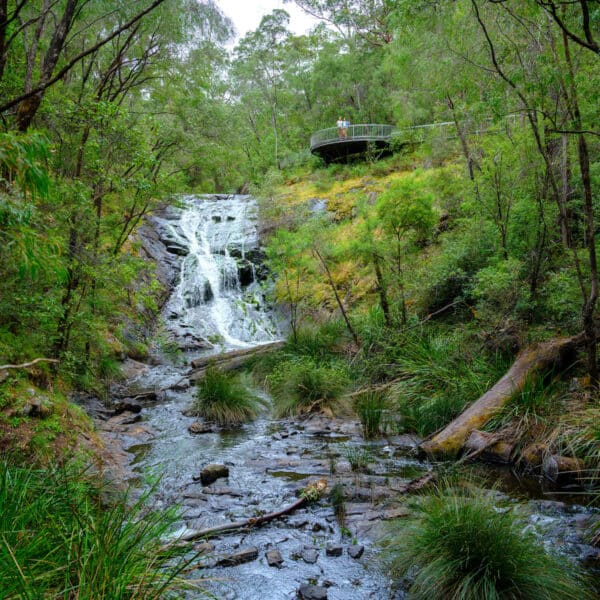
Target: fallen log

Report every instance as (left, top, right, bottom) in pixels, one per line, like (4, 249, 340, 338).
(462, 430, 516, 464)
(420, 333, 585, 458)
(189, 341, 284, 382)
(177, 478, 327, 542)
(0, 357, 59, 370)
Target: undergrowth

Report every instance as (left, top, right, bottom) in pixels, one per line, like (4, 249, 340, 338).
(0, 461, 201, 599)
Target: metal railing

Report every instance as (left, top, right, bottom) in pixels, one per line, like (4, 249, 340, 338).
(310, 124, 396, 149)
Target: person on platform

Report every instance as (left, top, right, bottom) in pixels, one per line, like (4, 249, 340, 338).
(336, 116, 344, 138)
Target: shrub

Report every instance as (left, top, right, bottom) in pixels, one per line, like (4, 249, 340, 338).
(386, 481, 592, 600)
(285, 319, 349, 360)
(266, 357, 350, 416)
(192, 366, 264, 426)
(0, 462, 199, 599)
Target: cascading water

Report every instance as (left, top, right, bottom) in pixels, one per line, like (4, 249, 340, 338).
(155, 194, 280, 351)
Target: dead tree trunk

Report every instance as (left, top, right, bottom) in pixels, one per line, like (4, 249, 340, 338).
(420, 333, 585, 458)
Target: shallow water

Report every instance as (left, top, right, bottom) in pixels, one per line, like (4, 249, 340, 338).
(115, 195, 598, 599)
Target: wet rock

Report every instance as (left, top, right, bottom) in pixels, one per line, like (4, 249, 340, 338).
(165, 243, 189, 256)
(216, 547, 258, 567)
(195, 541, 215, 554)
(288, 518, 309, 529)
(106, 411, 142, 427)
(347, 545, 364, 559)
(188, 422, 216, 434)
(298, 583, 328, 599)
(237, 260, 255, 286)
(325, 543, 343, 557)
(211, 215, 222, 223)
(266, 548, 284, 567)
(577, 544, 600, 567)
(227, 215, 236, 221)
(202, 487, 243, 497)
(22, 397, 53, 418)
(199, 464, 229, 486)
(114, 399, 143, 415)
(301, 547, 319, 564)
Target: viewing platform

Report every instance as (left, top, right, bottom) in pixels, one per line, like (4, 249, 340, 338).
(310, 124, 396, 162)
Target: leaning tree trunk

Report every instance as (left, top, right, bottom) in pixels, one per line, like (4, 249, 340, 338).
(420, 334, 585, 458)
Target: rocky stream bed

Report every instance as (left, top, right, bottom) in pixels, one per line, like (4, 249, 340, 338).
(85, 195, 599, 599)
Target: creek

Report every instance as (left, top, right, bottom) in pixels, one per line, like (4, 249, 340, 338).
(100, 195, 598, 599)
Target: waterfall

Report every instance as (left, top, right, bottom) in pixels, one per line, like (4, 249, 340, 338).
(156, 195, 279, 350)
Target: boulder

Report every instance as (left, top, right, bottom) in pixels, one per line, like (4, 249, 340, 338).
(199, 464, 229, 486)
(325, 543, 343, 557)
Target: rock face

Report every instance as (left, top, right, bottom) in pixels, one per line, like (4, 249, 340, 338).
(199, 464, 229, 485)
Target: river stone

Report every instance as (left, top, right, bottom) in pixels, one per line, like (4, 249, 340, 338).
(188, 422, 215, 434)
(347, 545, 364, 559)
(216, 547, 258, 567)
(325, 543, 343, 557)
(114, 399, 143, 414)
(266, 548, 283, 567)
(298, 584, 328, 600)
(301, 547, 319, 564)
(199, 464, 229, 485)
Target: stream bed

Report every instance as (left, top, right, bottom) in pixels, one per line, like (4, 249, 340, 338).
(96, 195, 599, 599)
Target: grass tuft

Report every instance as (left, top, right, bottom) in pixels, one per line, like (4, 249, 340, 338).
(192, 366, 265, 426)
(354, 390, 387, 439)
(385, 480, 592, 600)
(265, 357, 349, 417)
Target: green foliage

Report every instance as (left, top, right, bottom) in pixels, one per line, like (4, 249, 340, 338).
(344, 445, 371, 473)
(354, 390, 387, 439)
(386, 481, 592, 600)
(0, 462, 201, 599)
(284, 320, 349, 359)
(472, 257, 528, 319)
(386, 328, 508, 436)
(192, 366, 264, 426)
(484, 374, 562, 433)
(329, 483, 346, 523)
(266, 357, 350, 417)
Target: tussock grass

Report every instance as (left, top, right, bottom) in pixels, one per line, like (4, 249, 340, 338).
(192, 366, 264, 426)
(266, 357, 350, 417)
(0, 461, 200, 599)
(385, 480, 592, 600)
(387, 329, 508, 436)
(354, 390, 387, 439)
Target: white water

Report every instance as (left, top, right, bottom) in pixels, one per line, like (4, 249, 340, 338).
(159, 195, 280, 350)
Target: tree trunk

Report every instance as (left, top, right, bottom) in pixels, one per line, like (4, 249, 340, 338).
(420, 333, 585, 458)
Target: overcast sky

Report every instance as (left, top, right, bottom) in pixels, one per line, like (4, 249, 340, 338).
(216, 0, 320, 40)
